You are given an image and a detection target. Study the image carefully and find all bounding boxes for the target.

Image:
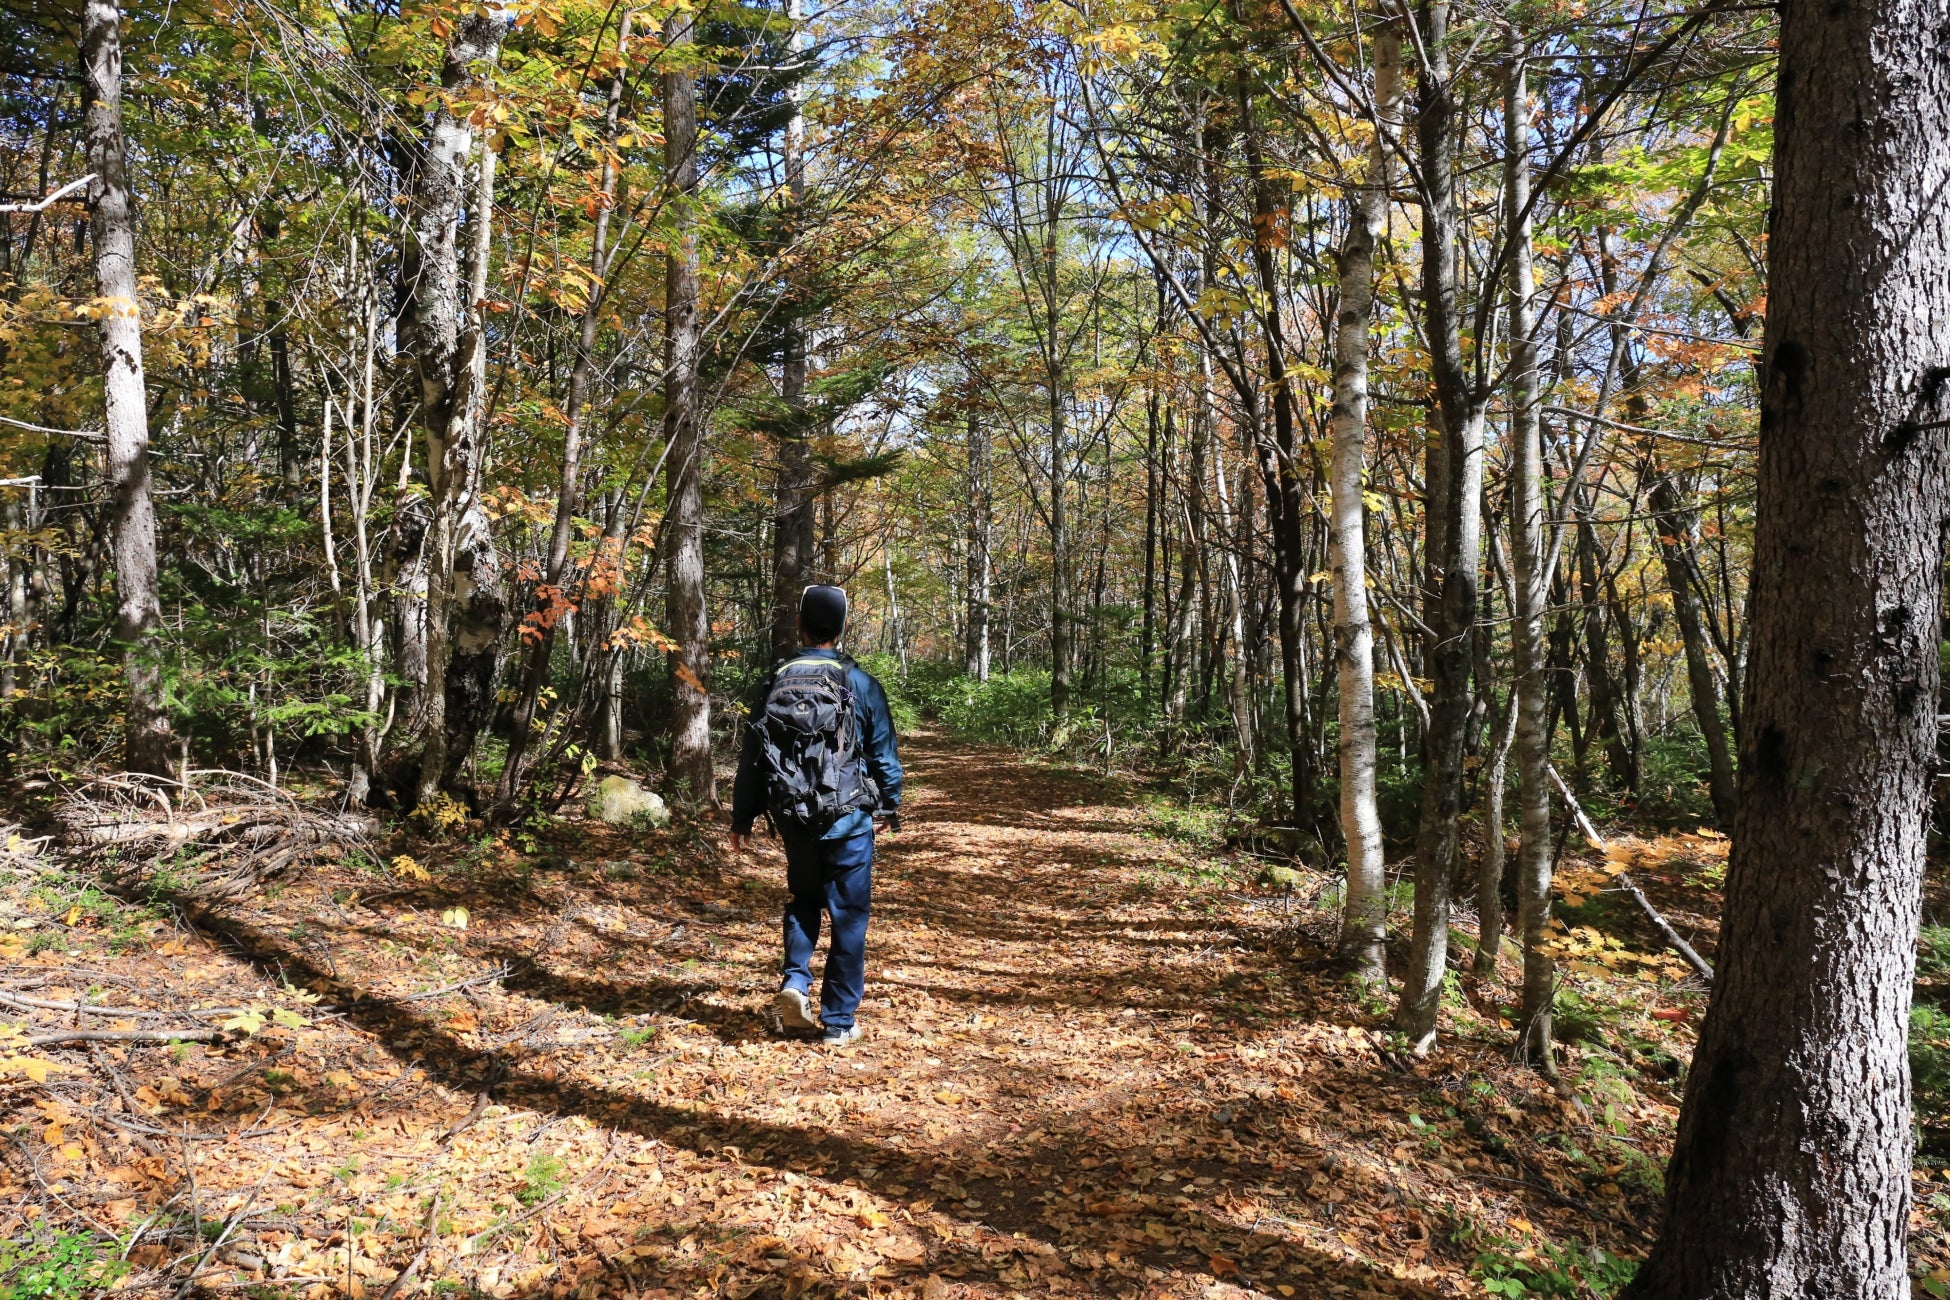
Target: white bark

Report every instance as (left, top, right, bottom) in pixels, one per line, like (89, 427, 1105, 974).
(1329, 25, 1400, 986)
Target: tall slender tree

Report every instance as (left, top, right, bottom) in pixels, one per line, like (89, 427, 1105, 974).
(1396, 0, 1488, 1049)
(81, 0, 173, 776)
(663, 6, 715, 802)
(1328, 22, 1400, 988)
(1503, 38, 1554, 1067)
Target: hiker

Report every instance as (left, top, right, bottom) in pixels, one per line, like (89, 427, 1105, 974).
(729, 585, 902, 1048)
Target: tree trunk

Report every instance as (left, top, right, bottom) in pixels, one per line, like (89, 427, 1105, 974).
(81, 0, 174, 777)
(1503, 42, 1556, 1071)
(1622, 0, 1950, 1287)
(662, 7, 714, 803)
(769, 0, 816, 662)
(1328, 23, 1400, 987)
(1648, 468, 1739, 826)
(1396, 0, 1487, 1050)
(964, 406, 991, 680)
(1140, 386, 1160, 709)
(1047, 376, 1070, 719)
(1241, 86, 1316, 837)
(399, 11, 504, 805)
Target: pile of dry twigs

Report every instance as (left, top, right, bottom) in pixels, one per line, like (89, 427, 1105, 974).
(49, 770, 376, 903)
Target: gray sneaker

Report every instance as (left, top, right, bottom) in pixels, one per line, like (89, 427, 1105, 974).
(821, 1024, 861, 1050)
(774, 987, 817, 1032)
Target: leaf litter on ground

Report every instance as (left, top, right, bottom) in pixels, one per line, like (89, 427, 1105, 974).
(4, 733, 1943, 1298)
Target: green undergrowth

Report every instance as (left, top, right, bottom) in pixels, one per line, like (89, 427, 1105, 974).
(0, 1232, 129, 1300)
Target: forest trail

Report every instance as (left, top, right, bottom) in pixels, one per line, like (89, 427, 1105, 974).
(0, 734, 1680, 1298)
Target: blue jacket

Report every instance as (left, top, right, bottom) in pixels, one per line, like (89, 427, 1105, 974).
(731, 648, 902, 841)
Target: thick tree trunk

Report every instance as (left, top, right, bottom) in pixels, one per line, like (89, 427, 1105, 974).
(1396, 0, 1487, 1050)
(964, 407, 991, 680)
(662, 8, 714, 803)
(1328, 25, 1399, 987)
(1503, 44, 1556, 1070)
(81, 0, 174, 777)
(400, 11, 504, 805)
(1648, 468, 1739, 825)
(1622, 0, 1950, 1288)
(769, 0, 816, 663)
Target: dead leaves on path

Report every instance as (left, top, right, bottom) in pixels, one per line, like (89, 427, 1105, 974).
(0, 737, 1751, 1298)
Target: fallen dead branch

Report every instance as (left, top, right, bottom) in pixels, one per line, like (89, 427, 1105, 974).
(28, 1027, 227, 1047)
(1548, 763, 1716, 982)
(52, 769, 377, 902)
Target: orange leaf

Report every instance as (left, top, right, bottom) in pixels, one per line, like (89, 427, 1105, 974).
(1209, 1256, 1240, 1278)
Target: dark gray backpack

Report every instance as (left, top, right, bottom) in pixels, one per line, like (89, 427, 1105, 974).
(755, 655, 877, 832)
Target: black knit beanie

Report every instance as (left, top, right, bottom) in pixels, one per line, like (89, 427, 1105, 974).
(799, 585, 848, 645)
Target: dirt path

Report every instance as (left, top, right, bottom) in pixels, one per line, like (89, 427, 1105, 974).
(1, 732, 1671, 1298)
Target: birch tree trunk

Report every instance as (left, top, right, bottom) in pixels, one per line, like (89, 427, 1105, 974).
(1623, 0, 1950, 1284)
(81, 0, 174, 777)
(1396, 0, 1488, 1049)
(965, 407, 991, 680)
(1503, 43, 1556, 1071)
(400, 11, 505, 804)
(662, 7, 715, 803)
(1328, 24, 1399, 987)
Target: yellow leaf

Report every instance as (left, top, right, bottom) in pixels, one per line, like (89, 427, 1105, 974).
(392, 855, 430, 881)
(441, 907, 470, 930)
(1510, 1217, 1534, 1233)
(63, 905, 81, 926)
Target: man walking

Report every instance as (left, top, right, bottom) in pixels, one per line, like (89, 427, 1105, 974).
(730, 585, 902, 1048)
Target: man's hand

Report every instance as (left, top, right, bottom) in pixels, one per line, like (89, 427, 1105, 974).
(729, 831, 753, 854)
(882, 811, 901, 834)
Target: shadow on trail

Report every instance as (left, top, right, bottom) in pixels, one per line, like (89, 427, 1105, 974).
(170, 731, 1624, 1295)
(189, 898, 1437, 1298)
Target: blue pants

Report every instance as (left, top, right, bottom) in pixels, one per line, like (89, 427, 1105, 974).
(780, 829, 874, 1030)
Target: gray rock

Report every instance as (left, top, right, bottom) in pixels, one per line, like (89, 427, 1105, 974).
(585, 775, 670, 830)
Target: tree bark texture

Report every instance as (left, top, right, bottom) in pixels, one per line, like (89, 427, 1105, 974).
(1503, 45, 1556, 1069)
(400, 11, 505, 803)
(1623, 0, 1950, 1288)
(662, 8, 715, 803)
(1397, 0, 1487, 1049)
(1328, 25, 1399, 987)
(81, 0, 175, 776)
